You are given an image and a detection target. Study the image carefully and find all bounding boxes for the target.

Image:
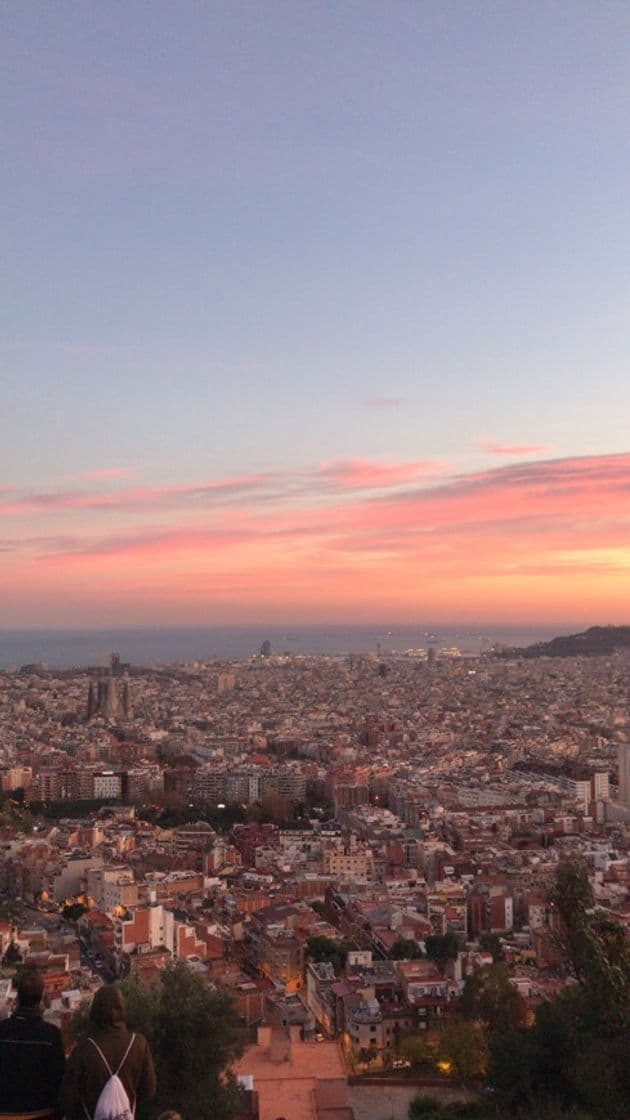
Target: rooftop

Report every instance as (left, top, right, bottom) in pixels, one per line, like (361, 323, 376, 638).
(233, 1026, 351, 1120)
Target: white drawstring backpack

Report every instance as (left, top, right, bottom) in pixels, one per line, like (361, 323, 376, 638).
(83, 1033, 136, 1120)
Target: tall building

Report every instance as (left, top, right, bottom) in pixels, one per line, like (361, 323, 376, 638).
(87, 671, 132, 722)
(93, 771, 123, 799)
(326, 767, 369, 813)
(618, 743, 630, 807)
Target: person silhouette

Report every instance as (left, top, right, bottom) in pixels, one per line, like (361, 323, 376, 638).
(60, 985, 155, 1120)
(0, 967, 65, 1120)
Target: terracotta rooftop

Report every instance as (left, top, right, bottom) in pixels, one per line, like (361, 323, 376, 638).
(233, 1027, 352, 1120)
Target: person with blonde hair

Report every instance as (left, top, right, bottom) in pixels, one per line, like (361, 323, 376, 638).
(60, 984, 156, 1120)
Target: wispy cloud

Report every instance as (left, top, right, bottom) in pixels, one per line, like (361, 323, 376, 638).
(67, 466, 141, 482)
(0, 458, 448, 517)
(478, 439, 551, 456)
(39, 521, 328, 562)
(0, 474, 267, 516)
(316, 457, 443, 490)
(2, 451, 629, 624)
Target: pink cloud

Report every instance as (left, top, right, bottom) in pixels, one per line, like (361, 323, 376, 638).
(69, 466, 140, 481)
(0, 474, 267, 516)
(478, 439, 551, 456)
(2, 450, 630, 626)
(23, 450, 629, 570)
(317, 457, 443, 489)
(39, 521, 327, 564)
(5, 452, 629, 537)
(452, 451, 630, 498)
(0, 458, 448, 517)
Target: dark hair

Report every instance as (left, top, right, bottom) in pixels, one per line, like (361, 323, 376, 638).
(17, 968, 45, 1008)
(90, 984, 127, 1028)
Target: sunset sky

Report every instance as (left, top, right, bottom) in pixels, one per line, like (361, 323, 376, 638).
(3, 3, 630, 627)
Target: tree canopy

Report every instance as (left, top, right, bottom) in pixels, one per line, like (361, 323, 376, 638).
(0, 798, 32, 831)
(305, 935, 355, 973)
(489, 859, 630, 1120)
(438, 1019, 488, 1082)
(62, 902, 87, 922)
(409, 1096, 594, 1119)
(461, 963, 521, 1034)
(128, 963, 244, 1120)
(478, 933, 504, 963)
(425, 931, 461, 971)
(391, 937, 424, 959)
(397, 1031, 436, 1068)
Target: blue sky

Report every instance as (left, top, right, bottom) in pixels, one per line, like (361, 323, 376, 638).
(2, 2, 630, 625)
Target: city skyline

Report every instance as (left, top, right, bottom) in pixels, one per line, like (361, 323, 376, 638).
(3, 3, 630, 626)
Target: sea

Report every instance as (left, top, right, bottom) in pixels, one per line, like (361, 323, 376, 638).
(0, 624, 566, 670)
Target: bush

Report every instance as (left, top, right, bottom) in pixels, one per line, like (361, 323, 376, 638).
(409, 1097, 444, 1119)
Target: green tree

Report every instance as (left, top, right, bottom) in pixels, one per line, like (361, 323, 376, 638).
(358, 1045, 377, 1071)
(62, 902, 87, 922)
(391, 938, 424, 959)
(489, 860, 630, 1120)
(461, 963, 521, 1034)
(438, 1020, 488, 1083)
(478, 933, 504, 963)
(531, 987, 628, 1120)
(549, 859, 629, 1030)
(408, 1097, 444, 1119)
(127, 963, 243, 1120)
(27, 798, 115, 819)
(409, 1095, 593, 1119)
(398, 1032, 436, 1068)
(425, 932, 461, 971)
(305, 935, 354, 973)
(0, 798, 32, 831)
(550, 858, 594, 981)
(486, 1023, 539, 1107)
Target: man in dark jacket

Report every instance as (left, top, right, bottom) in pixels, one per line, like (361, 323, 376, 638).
(60, 984, 155, 1120)
(0, 967, 65, 1119)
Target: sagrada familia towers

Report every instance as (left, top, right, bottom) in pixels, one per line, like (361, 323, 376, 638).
(87, 652, 132, 722)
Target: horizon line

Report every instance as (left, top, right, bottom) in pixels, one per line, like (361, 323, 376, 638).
(1, 620, 625, 634)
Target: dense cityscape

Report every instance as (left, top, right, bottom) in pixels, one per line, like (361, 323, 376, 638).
(0, 641, 628, 1118)
(4, 3, 630, 1117)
